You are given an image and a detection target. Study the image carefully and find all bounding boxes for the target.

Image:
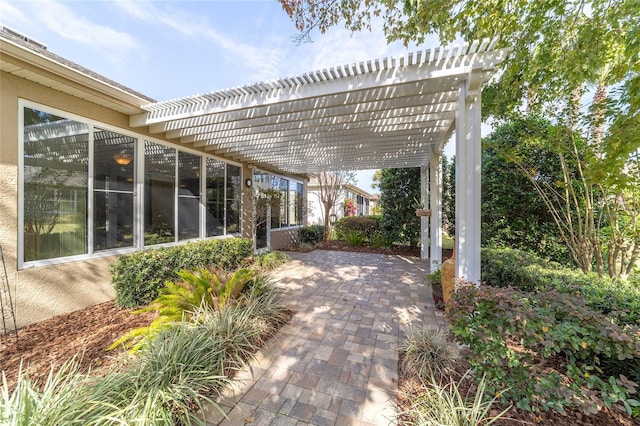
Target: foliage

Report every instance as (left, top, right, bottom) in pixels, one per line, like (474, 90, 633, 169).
(300, 224, 324, 244)
(441, 155, 455, 237)
(2, 279, 288, 425)
(482, 118, 574, 265)
(448, 285, 640, 415)
(313, 171, 356, 242)
(343, 230, 367, 247)
(252, 251, 290, 271)
(378, 168, 421, 247)
(401, 370, 511, 426)
(399, 326, 457, 382)
(334, 216, 381, 238)
(343, 198, 357, 216)
(110, 268, 257, 352)
(111, 238, 253, 308)
(482, 247, 640, 325)
(426, 268, 441, 284)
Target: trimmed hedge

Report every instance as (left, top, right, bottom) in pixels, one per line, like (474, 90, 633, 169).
(334, 216, 382, 241)
(482, 247, 640, 326)
(111, 238, 253, 308)
(300, 225, 324, 244)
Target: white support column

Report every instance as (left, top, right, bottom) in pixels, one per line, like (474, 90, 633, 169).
(429, 152, 443, 270)
(420, 165, 429, 260)
(455, 80, 482, 284)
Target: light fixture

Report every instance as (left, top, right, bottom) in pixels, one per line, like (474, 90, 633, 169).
(245, 178, 253, 188)
(113, 152, 133, 166)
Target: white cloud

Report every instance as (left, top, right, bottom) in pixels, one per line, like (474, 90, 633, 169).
(2, 0, 144, 67)
(113, 0, 286, 86)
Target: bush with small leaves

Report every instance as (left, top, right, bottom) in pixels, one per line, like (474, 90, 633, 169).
(300, 225, 324, 244)
(448, 285, 640, 415)
(111, 238, 253, 307)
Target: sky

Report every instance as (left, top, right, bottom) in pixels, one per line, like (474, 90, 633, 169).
(1, 0, 449, 192)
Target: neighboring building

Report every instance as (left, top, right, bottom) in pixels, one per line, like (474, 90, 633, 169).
(307, 178, 376, 226)
(0, 27, 306, 328)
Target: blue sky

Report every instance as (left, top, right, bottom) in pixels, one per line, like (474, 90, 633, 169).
(1, 0, 445, 191)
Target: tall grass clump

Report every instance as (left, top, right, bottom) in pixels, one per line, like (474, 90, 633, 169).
(399, 326, 458, 382)
(402, 372, 511, 426)
(252, 251, 290, 271)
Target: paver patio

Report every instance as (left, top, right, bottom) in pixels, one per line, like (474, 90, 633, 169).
(204, 250, 446, 426)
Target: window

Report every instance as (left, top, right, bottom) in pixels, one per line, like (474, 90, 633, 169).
(23, 109, 89, 261)
(226, 164, 241, 234)
(205, 158, 225, 237)
(178, 152, 201, 241)
(93, 129, 135, 250)
(144, 141, 175, 245)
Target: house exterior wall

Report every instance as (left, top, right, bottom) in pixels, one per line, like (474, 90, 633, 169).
(306, 184, 374, 226)
(1, 72, 133, 328)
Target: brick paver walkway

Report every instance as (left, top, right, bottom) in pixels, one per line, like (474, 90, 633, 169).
(204, 250, 446, 426)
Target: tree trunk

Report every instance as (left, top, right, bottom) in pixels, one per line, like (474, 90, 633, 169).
(322, 200, 332, 242)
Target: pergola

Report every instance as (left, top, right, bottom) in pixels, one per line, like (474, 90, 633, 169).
(130, 38, 511, 282)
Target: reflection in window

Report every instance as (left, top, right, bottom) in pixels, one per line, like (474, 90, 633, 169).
(206, 159, 225, 237)
(23, 108, 88, 261)
(178, 152, 201, 241)
(144, 141, 175, 245)
(226, 165, 241, 234)
(93, 129, 135, 250)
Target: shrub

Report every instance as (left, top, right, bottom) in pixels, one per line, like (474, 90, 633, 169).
(253, 251, 290, 271)
(482, 247, 640, 325)
(110, 268, 258, 352)
(399, 327, 457, 382)
(401, 371, 511, 426)
(111, 238, 253, 307)
(343, 230, 367, 247)
(334, 216, 381, 240)
(448, 285, 640, 415)
(300, 225, 324, 244)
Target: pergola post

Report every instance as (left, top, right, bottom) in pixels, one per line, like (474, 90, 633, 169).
(420, 164, 429, 260)
(429, 152, 443, 270)
(455, 78, 482, 284)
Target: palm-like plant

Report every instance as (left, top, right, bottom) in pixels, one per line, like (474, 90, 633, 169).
(110, 268, 256, 352)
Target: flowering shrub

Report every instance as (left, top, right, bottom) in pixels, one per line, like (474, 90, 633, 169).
(344, 198, 357, 216)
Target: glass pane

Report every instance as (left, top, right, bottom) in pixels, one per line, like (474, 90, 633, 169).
(206, 158, 225, 237)
(226, 164, 241, 234)
(144, 141, 175, 245)
(23, 108, 88, 262)
(93, 129, 135, 251)
(280, 178, 288, 227)
(94, 192, 134, 250)
(178, 152, 200, 241)
(94, 129, 134, 192)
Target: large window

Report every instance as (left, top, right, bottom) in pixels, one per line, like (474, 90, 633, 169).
(23, 110, 88, 261)
(20, 104, 243, 267)
(94, 129, 135, 250)
(254, 170, 303, 230)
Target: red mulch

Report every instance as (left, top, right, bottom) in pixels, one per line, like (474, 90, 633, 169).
(0, 301, 156, 391)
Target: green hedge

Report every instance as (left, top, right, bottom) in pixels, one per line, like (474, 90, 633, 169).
(300, 225, 324, 244)
(111, 238, 253, 308)
(334, 216, 382, 241)
(482, 247, 640, 325)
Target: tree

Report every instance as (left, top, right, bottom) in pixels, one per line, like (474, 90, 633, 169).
(482, 117, 573, 265)
(378, 168, 421, 247)
(315, 171, 356, 242)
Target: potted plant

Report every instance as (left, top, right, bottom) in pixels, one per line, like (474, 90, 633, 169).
(426, 269, 444, 310)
